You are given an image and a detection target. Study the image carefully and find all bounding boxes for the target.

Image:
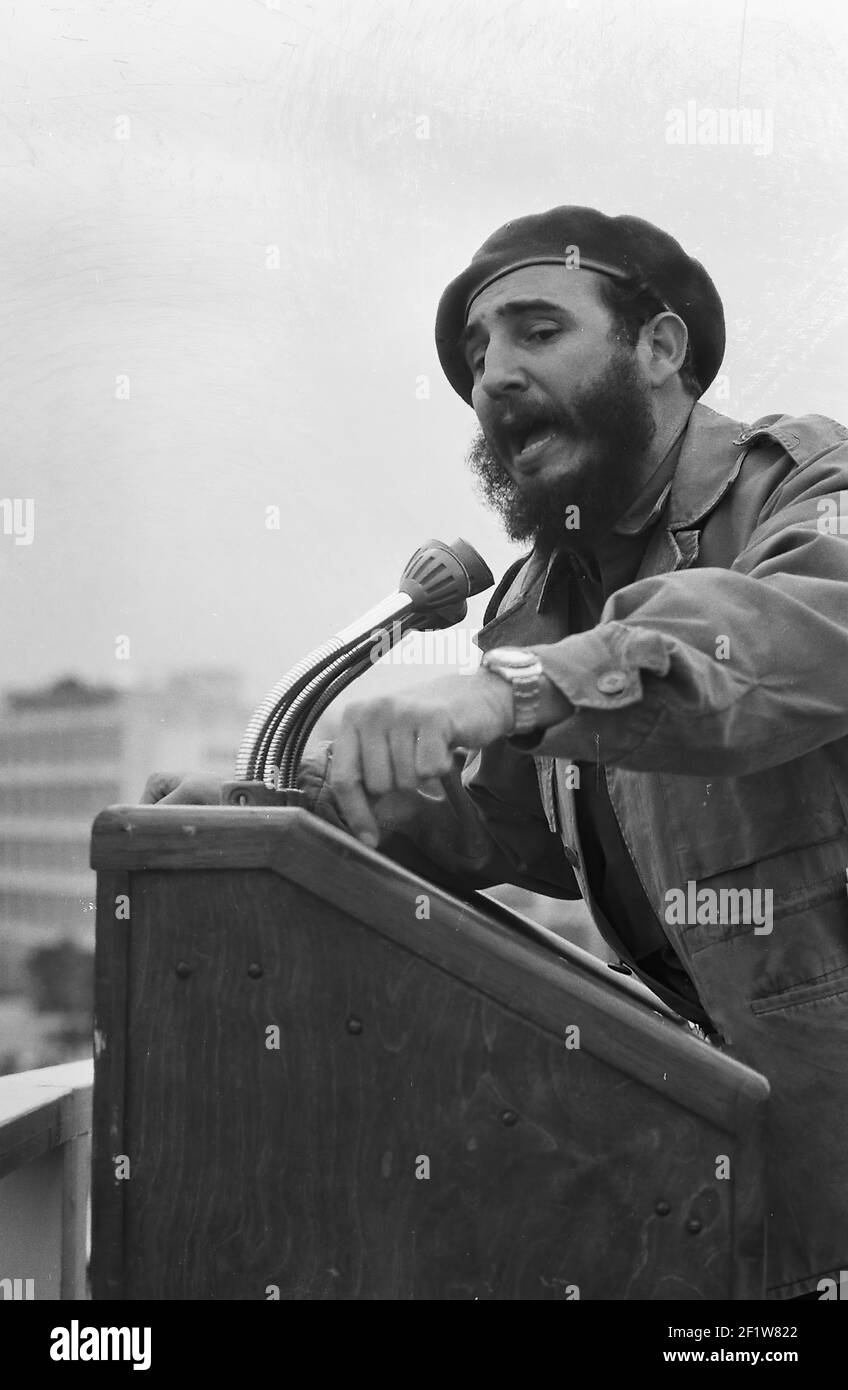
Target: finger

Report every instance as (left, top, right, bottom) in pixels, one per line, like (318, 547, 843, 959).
(375, 788, 439, 828)
(356, 720, 395, 797)
(156, 781, 206, 805)
(416, 778, 446, 801)
(413, 726, 453, 781)
(139, 772, 181, 805)
(386, 725, 419, 791)
(330, 726, 381, 846)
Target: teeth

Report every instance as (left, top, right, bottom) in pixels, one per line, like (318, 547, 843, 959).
(519, 432, 555, 455)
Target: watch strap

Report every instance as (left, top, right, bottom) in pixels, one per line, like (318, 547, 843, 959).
(481, 647, 544, 735)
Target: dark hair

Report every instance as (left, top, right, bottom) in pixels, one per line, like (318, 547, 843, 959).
(597, 275, 702, 398)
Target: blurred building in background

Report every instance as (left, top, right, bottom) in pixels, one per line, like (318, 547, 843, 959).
(0, 669, 249, 1074)
(0, 664, 606, 1076)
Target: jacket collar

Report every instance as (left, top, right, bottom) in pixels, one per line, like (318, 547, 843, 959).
(633, 402, 748, 582)
(663, 401, 748, 531)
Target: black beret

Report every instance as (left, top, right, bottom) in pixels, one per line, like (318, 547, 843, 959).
(434, 205, 725, 404)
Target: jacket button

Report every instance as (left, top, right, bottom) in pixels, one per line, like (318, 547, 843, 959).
(597, 670, 628, 695)
(563, 846, 580, 868)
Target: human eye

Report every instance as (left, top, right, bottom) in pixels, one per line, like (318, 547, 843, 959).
(524, 323, 561, 344)
(468, 341, 487, 375)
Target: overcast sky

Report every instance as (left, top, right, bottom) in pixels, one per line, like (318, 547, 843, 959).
(1, 0, 847, 716)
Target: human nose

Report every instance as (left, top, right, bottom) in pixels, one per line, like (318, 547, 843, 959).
(475, 334, 528, 401)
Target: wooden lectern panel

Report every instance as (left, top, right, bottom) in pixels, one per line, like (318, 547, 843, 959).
(90, 806, 768, 1301)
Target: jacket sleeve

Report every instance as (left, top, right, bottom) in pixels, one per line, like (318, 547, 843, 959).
(514, 427, 848, 776)
(297, 739, 580, 899)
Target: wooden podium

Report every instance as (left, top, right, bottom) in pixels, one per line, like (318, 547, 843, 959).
(90, 805, 769, 1301)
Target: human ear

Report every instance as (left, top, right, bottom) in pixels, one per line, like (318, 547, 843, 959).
(641, 311, 688, 387)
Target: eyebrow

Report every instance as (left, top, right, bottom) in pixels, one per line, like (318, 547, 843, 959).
(458, 298, 578, 356)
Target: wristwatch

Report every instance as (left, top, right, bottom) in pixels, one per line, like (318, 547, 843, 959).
(480, 646, 545, 735)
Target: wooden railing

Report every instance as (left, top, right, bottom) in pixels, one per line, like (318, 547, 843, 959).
(0, 1058, 92, 1300)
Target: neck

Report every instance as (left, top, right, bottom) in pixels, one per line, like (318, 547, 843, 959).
(634, 392, 695, 498)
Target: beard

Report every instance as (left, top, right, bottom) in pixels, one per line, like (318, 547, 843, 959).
(465, 345, 657, 552)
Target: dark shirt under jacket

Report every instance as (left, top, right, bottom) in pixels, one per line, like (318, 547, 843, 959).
(535, 426, 714, 1028)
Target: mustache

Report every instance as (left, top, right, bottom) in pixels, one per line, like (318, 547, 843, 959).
(486, 401, 575, 450)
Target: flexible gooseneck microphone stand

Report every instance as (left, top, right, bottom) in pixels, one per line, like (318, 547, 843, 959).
(224, 538, 494, 806)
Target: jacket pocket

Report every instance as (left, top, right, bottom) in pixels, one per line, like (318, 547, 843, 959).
(750, 962, 848, 1015)
(659, 748, 846, 881)
(748, 881, 848, 1015)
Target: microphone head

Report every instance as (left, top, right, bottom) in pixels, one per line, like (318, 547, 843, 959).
(398, 538, 494, 613)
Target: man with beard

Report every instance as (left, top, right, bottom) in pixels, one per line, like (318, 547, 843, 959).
(145, 206, 848, 1301)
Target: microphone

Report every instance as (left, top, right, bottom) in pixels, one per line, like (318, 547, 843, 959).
(231, 538, 494, 797)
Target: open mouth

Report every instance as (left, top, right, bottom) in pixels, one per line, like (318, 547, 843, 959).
(503, 417, 561, 464)
(515, 427, 559, 460)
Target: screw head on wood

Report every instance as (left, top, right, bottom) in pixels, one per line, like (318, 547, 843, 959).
(247, 963, 263, 979)
(175, 961, 192, 979)
(655, 1201, 671, 1216)
(500, 1109, 519, 1127)
(346, 1016, 363, 1034)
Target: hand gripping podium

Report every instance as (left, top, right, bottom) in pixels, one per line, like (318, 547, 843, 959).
(90, 804, 769, 1301)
